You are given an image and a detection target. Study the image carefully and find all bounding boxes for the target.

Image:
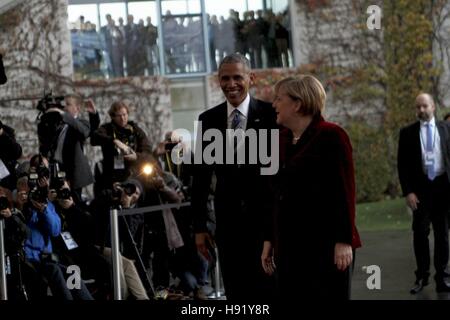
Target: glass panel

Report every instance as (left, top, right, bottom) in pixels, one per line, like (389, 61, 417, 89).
(68, 4, 105, 80)
(205, 0, 293, 70)
(162, 13, 205, 74)
(98, 3, 127, 78)
(161, 0, 201, 15)
(128, 1, 160, 75)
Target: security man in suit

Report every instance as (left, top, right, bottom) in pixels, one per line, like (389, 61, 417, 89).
(191, 53, 277, 300)
(398, 93, 450, 294)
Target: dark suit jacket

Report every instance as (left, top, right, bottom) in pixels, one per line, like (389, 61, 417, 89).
(60, 113, 94, 190)
(398, 120, 450, 197)
(191, 97, 277, 244)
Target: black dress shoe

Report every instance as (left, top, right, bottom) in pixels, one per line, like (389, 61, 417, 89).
(410, 279, 429, 294)
(436, 282, 450, 293)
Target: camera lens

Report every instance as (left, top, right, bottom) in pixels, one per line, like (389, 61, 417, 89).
(0, 196, 9, 210)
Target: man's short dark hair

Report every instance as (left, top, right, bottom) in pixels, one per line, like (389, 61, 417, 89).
(219, 53, 251, 72)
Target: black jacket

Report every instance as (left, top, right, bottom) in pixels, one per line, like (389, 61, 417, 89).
(0, 124, 22, 190)
(398, 120, 450, 196)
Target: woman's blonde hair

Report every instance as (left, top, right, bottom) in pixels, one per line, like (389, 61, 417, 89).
(274, 75, 326, 117)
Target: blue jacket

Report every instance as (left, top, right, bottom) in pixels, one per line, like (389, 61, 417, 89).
(24, 201, 61, 262)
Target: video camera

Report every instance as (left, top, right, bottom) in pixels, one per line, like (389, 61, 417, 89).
(57, 188, 71, 200)
(36, 91, 65, 113)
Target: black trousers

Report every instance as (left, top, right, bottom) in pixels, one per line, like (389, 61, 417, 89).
(412, 174, 450, 282)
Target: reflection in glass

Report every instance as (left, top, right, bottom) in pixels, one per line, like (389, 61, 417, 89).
(163, 12, 205, 74)
(128, 1, 160, 75)
(205, 0, 292, 70)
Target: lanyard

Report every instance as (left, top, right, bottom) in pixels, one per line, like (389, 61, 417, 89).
(420, 123, 437, 152)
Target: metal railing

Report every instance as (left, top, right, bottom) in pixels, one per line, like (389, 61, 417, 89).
(110, 201, 224, 300)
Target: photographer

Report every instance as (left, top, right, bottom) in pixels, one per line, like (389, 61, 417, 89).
(51, 180, 112, 299)
(0, 120, 23, 191)
(0, 187, 30, 300)
(91, 101, 152, 191)
(22, 154, 93, 300)
(42, 94, 94, 199)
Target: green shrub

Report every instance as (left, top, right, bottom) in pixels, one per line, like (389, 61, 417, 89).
(346, 121, 392, 203)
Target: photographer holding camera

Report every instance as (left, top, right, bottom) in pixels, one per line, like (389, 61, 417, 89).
(51, 180, 112, 299)
(39, 94, 93, 200)
(0, 187, 30, 300)
(0, 119, 23, 191)
(21, 154, 93, 300)
(91, 101, 152, 191)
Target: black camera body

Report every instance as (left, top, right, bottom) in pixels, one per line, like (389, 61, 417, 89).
(112, 182, 137, 198)
(36, 92, 65, 113)
(0, 196, 9, 210)
(57, 188, 71, 200)
(29, 186, 48, 203)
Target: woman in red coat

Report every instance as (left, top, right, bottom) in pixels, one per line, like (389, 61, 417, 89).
(261, 75, 361, 299)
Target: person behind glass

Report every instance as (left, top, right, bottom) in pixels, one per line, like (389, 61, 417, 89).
(398, 93, 450, 294)
(23, 154, 93, 300)
(0, 119, 23, 191)
(91, 101, 152, 190)
(261, 75, 361, 300)
(43, 94, 94, 200)
(191, 53, 277, 300)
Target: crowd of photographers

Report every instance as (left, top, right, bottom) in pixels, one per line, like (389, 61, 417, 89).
(0, 93, 212, 300)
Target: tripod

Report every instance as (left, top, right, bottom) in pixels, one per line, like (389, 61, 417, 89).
(121, 214, 155, 297)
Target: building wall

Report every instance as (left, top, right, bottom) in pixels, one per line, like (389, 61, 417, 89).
(0, 0, 172, 163)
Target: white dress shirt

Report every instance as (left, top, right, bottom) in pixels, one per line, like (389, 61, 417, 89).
(420, 117, 444, 176)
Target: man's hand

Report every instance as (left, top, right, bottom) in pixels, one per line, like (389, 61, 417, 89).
(261, 241, 276, 275)
(31, 199, 47, 213)
(123, 150, 137, 162)
(0, 127, 3, 136)
(0, 207, 12, 219)
(406, 193, 420, 211)
(85, 99, 96, 114)
(195, 232, 214, 261)
(334, 242, 353, 271)
(38, 176, 50, 188)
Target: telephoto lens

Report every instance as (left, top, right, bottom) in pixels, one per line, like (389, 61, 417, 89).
(57, 188, 71, 200)
(0, 196, 9, 210)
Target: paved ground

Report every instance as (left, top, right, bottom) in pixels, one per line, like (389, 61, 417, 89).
(352, 229, 450, 300)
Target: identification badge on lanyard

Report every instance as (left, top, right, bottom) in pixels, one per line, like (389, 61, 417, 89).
(425, 152, 435, 166)
(114, 154, 125, 169)
(61, 231, 79, 250)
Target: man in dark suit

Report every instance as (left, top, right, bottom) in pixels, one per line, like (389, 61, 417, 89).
(191, 53, 277, 300)
(398, 93, 450, 294)
(44, 94, 94, 199)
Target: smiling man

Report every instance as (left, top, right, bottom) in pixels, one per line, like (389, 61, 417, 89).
(191, 53, 277, 300)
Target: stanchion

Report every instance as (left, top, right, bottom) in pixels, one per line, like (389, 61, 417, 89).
(0, 218, 7, 300)
(110, 208, 122, 300)
(213, 247, 221, 298)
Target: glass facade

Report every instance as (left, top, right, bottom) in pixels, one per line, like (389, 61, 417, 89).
(67, 0, 292, 79)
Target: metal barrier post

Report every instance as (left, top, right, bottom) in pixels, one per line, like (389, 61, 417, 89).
(0, 219, 7, 300)
(110, 208, 122, 300)
(214, 247, 221, 298)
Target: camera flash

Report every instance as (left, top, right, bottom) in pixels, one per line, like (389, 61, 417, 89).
(142, 164, 153, 176)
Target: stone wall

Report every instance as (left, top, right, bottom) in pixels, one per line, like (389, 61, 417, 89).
(0, 0, 172, 163)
